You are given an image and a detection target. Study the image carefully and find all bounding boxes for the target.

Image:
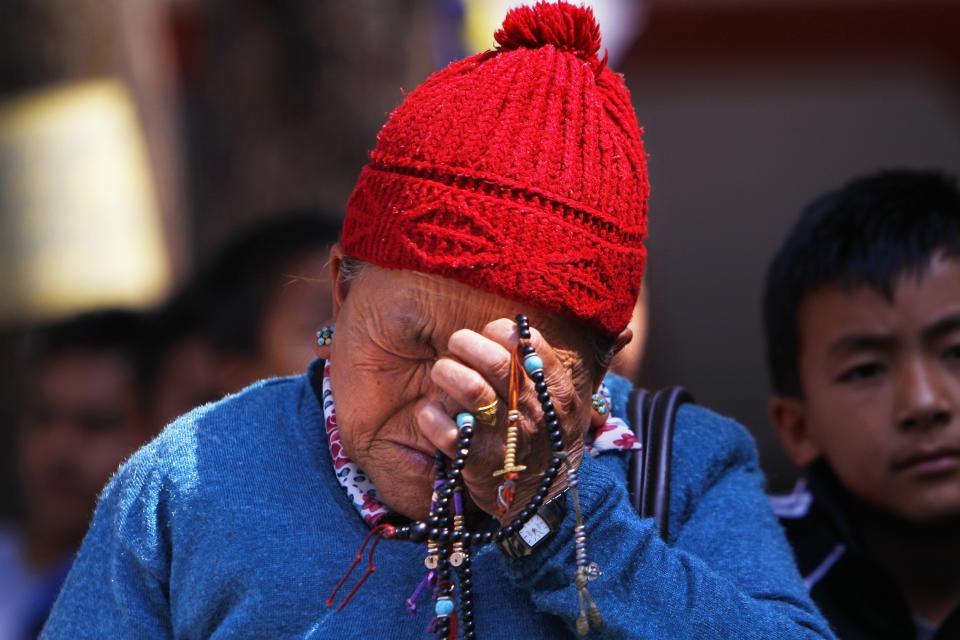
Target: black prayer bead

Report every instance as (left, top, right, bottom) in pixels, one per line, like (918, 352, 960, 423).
(541, 400, 554, 412)
(409, 522, 428, 542)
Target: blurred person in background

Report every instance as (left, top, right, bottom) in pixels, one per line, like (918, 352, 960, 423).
(0, 309, 154, 639)
(765, 170, 960, 639)
(195, 211, 339, 397)
(143, 284, 220, 430)
(145, 211, 340, 430)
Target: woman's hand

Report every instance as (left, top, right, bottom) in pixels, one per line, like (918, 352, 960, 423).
(414, 318, 592, 524)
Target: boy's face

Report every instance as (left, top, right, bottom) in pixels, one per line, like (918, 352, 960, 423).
(771, 255, 960, 524)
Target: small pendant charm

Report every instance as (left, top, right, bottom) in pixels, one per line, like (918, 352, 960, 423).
(448, 551, 465, 567)
(585, 561, 602, 581)
(424, 555, 439, 570)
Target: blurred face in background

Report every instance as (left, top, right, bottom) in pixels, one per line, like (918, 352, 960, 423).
(259, 249, 334, 377)
(216, 248, 334, 394)
(18, 350, 149, 553)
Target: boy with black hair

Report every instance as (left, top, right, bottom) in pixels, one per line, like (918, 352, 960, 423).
(764, 169, 960, 640)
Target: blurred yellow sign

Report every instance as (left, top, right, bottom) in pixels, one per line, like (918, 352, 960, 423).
(0, 79, 170, 322)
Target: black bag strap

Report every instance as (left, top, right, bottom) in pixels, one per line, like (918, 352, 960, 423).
(627, 386, 695, 540)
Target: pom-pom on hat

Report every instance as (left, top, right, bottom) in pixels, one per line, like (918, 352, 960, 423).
(342, 1, 648, 336)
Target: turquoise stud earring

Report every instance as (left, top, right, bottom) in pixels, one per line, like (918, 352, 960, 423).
(591, 392, 609, 417)
(316, 325, 334, 347)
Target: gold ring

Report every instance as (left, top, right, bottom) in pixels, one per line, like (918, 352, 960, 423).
(475, 398, 499, 427)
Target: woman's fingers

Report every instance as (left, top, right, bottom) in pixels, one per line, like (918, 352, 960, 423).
(415, 396, 503, 511)
(424, 316, 585, 519)
(414, 398, 459, 459)
(476, 319, 582, 426)
(445, 319, 582, 434)
(430, 357, 499, 415)
(446, 328, 513, 399)
(446, 319, 566, 397)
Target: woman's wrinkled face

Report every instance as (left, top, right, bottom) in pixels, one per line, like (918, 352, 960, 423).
(326, 260, 597, 519)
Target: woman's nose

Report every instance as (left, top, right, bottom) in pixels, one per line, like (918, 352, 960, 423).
(895, 359, 953, 431)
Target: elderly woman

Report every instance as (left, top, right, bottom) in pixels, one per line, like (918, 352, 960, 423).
(42, 3, 833, 639)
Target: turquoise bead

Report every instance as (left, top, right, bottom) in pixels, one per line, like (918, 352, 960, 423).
(523, 353, 544, 375)
(456, 413, 475, 428)
(435, 597, 454, 617)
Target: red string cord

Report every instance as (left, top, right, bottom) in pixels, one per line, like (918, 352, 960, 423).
(326, 523, 395, 610)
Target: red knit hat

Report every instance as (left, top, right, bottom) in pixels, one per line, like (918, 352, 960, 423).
(342, 1, 648, 336)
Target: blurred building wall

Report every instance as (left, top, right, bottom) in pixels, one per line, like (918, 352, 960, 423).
(176, 0, 436, 260)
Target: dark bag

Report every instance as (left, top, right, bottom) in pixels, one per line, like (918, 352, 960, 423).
(627, 386, 695, 540)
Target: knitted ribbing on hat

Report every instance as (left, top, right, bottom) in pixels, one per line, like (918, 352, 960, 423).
(342, 1, 648, 336)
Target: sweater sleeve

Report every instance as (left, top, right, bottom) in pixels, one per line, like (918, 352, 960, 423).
(505, 406, 835, 639)
(40, 445, 174, 639)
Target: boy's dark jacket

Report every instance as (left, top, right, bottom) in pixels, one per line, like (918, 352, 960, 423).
(774, 461, 960, 640)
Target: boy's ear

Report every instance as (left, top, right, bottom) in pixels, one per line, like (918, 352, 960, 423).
(769, 395, 822, 467)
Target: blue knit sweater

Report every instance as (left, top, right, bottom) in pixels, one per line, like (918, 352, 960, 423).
(42, 364, 833, 639)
